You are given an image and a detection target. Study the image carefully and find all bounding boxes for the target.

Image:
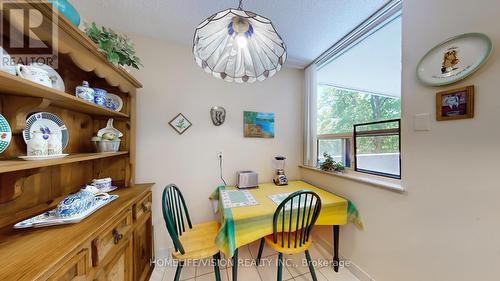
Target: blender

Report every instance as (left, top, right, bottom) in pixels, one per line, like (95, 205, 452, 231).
(273, 156, 288, 186)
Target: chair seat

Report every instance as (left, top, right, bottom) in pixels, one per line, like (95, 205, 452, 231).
(264, 232, 312, 255)
(172, 221, 220, 261)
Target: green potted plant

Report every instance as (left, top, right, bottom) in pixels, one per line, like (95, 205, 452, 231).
(84, 22, 142, 70)
(319, 153, 345, 173)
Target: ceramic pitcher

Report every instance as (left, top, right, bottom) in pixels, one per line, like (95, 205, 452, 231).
(27, 131, 48, 156)
(48, 132, 62, 155)
(16, 65, 53, 88)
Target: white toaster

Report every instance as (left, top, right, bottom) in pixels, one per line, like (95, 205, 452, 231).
(236, 171, 258, 189)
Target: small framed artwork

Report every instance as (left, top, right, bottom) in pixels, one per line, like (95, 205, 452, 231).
(243, 111, 275, 138)
(169, 113, 192, 134)
(436, 85, 474, 121)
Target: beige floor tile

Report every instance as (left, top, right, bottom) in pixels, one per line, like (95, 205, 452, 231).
(248, 239, 277, 258)
(256, 254, 293, 281)
(195, 268, 229, 281)
(196, 258, 215, 276)
(225, 264, 261, 281)
(294, 271, 328, 281)
(319, 266, 360, 281)
(284, 253, 312, 277)
(149, 267, 166, 281)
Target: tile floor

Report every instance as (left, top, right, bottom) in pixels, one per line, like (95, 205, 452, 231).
(149, 240, 360, 281)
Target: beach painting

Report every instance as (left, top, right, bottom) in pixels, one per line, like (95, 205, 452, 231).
(243, 111, 275, 138)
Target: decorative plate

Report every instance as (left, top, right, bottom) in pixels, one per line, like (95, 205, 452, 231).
(14, 195, 118, 229)
(23, 112, 69, 150)
(105, 93, 123, 112)
(417, 33, 492, 86)
(18, 154, 69, 161)
(0, 113, 12, 154)
(29, 63, 65, 91)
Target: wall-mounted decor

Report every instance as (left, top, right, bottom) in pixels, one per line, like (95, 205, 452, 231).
(169, 113, 192, 134)
(436, 85, 474, 121)
(210, 106, 226, 126)
(417, 33, 492, 86)
(243, 111, 274, 138)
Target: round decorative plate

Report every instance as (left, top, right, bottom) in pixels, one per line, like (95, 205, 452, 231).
(18, 154, 69, 161)
(105, 93, 123, 112)
(23, 112, 69, 150)
(417, 33, 492, 86)
(29, 63, 65, 91)
(0, 113, 12, 154)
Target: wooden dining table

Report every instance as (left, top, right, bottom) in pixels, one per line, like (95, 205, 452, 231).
(211, 180, 348, 280)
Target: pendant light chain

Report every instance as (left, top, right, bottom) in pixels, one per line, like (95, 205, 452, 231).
(238, 0, 243, 10)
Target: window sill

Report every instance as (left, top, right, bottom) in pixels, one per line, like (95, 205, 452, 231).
(299, 165, 405, 193)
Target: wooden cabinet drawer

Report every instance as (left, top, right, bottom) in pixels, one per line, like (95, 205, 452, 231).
(92, 209, 133, 267)
(48, 248, 89, 281)
(133, 192, 152, 221)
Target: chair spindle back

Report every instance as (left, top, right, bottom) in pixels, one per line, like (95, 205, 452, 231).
(162, 184, 193, 254)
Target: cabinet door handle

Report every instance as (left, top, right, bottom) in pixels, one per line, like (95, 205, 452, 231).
(112, 228, 123, 244)
(141, 202, 152, 212)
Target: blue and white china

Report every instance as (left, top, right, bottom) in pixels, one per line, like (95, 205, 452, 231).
(16, 65, 53, 88)
(0, 47, 16, 76)
(23, 112, 69, 150)
(56, 190, 110, 218)
(27, 131, 48, 156)
(91, 178, 112, 189)
(93, 88, 107, 106)
(29, 63, 65, 91)
(105, 93, 123, 111)
(75, 81, 95, 103)
(48, 0, 81, 27)
(14, 195, 119, 228)
(0, 113, 12, 154)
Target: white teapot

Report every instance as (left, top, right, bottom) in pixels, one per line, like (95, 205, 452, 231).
(16, 65, 53, 88)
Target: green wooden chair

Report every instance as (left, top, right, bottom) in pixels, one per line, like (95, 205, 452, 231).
(255, 190, 322, 281)
(162, 184, 222, 281)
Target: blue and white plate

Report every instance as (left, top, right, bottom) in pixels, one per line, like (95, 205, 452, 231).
(23, 112, 68, 150)
(105, 93, 123, 112)
(14, 194, 119, 229)
(0, 113, 11, 154)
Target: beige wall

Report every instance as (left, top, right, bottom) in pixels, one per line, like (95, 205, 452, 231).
(129, 35, 304, 256)
(303, 0, 500, 280)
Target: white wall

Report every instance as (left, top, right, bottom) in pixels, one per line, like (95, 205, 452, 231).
(129, 34, 304, 255)
(302, 0, 500, 280)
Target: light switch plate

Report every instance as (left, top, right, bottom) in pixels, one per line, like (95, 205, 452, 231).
(414, 113, 430, 131)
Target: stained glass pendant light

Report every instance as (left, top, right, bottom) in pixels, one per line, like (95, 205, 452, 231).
(193, 0, 287, 83)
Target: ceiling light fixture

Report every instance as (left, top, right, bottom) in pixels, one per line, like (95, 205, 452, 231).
(193, 0, 287, 83)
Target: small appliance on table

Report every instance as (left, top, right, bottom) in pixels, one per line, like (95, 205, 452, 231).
(236, 171, 258, 189)
(273, 156, 288, 186)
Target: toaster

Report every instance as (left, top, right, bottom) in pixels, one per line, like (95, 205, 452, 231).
(236, 171, 258, 189)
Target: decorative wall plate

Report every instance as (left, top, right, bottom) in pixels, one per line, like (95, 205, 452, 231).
(18, 154, 69, 161)
(417, 33, 492, 86)
(23, 112, 69, 150)
(105, 93, 124, 111)
(0, 113, 12, 154)
(29, 63, 65, 91)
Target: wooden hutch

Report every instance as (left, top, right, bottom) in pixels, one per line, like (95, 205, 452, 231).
(0, 1, 154, 280)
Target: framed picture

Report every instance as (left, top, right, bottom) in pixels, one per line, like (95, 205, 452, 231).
(169, 113, 192, 134)
(243, 111, 274, 138)
(436, 85, 474, 121)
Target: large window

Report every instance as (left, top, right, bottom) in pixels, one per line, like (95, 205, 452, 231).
(316, 15, 402, 178)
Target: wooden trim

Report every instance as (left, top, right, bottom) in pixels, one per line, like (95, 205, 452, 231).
(0, 152, 128, 173)
(436, 85, 475, 121)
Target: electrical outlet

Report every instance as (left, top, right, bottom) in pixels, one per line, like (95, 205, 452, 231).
(217, 150, 224, 159)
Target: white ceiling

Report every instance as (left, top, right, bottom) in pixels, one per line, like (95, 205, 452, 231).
(71, 0, 389, 68)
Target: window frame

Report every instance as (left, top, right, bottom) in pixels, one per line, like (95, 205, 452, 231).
(353, 119, 401, 179)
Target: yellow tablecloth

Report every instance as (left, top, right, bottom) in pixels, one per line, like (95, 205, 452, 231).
(211, 181, 349, 257)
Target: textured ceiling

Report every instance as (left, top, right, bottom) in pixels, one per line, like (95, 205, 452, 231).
(71, 0, 389, 68)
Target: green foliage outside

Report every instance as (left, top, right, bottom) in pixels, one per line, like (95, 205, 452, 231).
(317, 86, 401, 157)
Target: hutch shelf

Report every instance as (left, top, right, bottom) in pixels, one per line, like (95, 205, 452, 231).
(0, 1, 154, 281)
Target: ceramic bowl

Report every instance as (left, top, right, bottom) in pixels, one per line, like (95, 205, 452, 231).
(91, 178, 112, 189)
(56, 190, 96, 217)
(93, 88, 107, 106)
